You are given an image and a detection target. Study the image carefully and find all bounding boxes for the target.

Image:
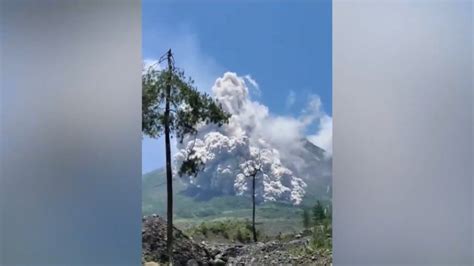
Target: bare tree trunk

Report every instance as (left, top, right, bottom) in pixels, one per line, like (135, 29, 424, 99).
(252, 173, 257, 242)
(164, 49, 174, 264)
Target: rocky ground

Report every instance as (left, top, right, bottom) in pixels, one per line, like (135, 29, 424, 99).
(142, 215, 332, 265)
(142, 215, 212, 265)
(204, 240, 332, 265)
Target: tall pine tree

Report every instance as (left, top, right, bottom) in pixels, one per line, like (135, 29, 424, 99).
(312, 200, 326, 225)
(142, 49, 230, 263)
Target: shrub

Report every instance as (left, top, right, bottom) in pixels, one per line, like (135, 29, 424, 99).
(222, 231, 229, 239)
(235, 228, 251, 243)
(186, 219, 259, 243)
(200, 223, 208, 237)
(310, 223, 332, 249)
(312, 201, 326, 225)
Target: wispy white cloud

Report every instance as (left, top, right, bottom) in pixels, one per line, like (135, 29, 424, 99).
(303, 94, 332, 157)
(244, 74, 261, 97)
(308, 115, 333, 157)
(285, 90, 296, 109)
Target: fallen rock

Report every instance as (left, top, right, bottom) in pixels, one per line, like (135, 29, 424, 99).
(186, 259, 199, 266)
(142, 215, 211, 265)
(211, 258, 226, 266)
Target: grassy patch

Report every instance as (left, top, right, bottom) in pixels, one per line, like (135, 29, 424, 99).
(186, 219, 261, 243)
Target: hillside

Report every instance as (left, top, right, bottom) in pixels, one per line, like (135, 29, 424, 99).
(142, 139, 331, 235)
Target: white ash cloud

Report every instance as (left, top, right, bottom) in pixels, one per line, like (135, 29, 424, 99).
(175, 72, 330, 205)
(308, 115, 333, 157)
(244, 74, 261, 97)
(303, 95, 333, 157)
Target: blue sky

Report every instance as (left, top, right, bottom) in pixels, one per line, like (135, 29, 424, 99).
(142, 0, 332, 173)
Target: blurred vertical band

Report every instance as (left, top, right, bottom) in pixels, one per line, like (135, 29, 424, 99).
(333, 0, 472, 265)
(1, 0, 141, 265)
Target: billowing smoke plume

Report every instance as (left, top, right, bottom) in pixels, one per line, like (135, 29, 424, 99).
(175, 72, 330, 205)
